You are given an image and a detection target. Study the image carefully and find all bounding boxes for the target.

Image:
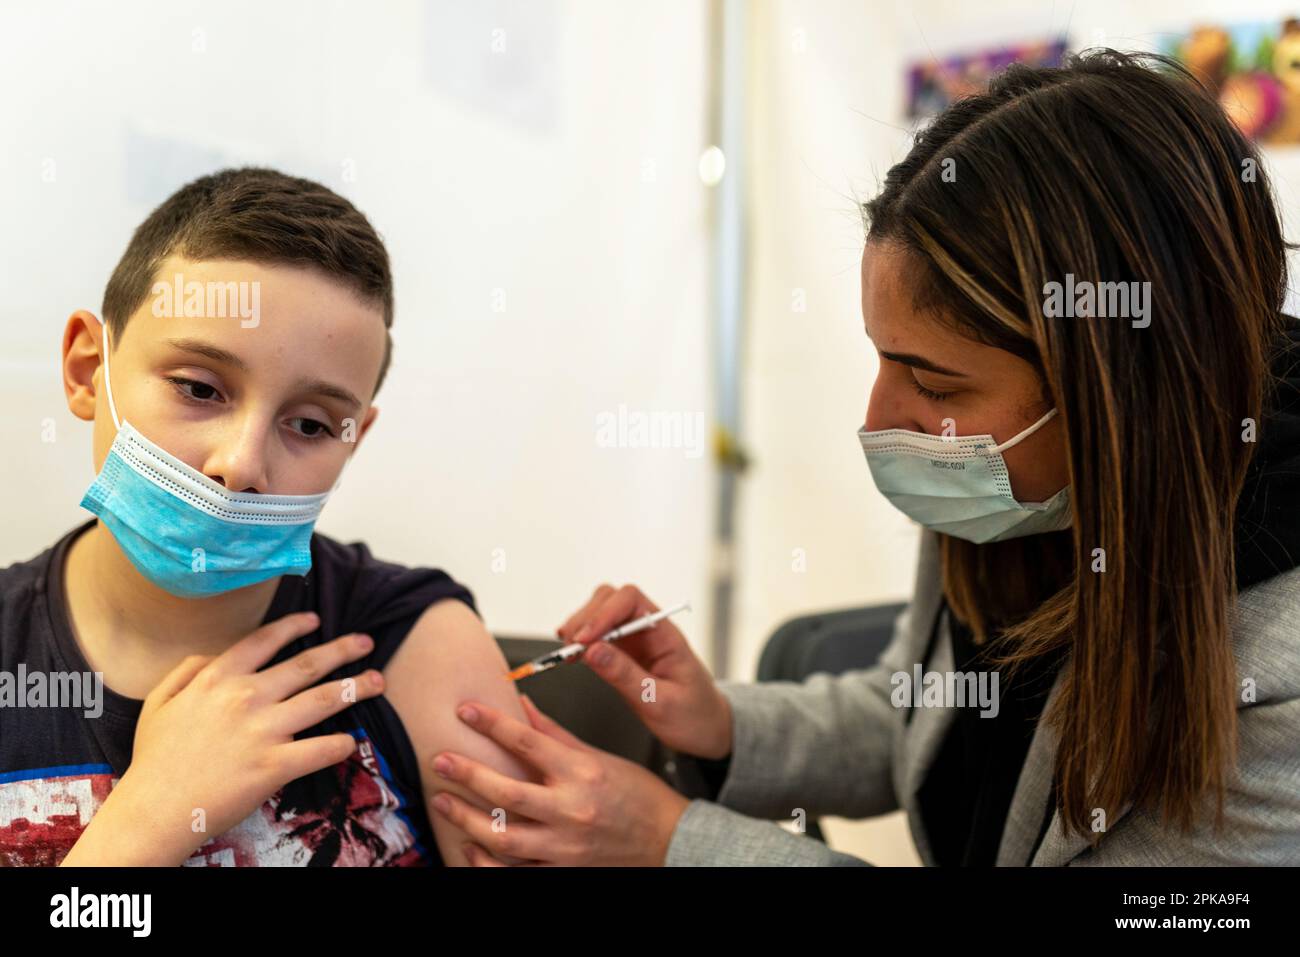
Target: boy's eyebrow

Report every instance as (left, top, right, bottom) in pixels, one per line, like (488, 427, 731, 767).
(297, 378, 363, 413)
(164, 337, 363, 411)
(878, 349, 969, 378)
(166, 337, 249, 371)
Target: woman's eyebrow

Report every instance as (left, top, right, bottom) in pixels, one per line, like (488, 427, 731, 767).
(878, 349, 969, 378)
(165, 337, 362, 411)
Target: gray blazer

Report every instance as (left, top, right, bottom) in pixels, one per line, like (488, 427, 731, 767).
(665, 531, 1300, 865)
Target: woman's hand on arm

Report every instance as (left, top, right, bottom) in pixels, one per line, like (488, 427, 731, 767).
(386, 598, 690, 866)
(428, 695, 691, 866)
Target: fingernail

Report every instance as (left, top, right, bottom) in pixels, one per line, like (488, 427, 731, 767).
(434, 756, 452, 777)
(354, 634, 373, 651)
(574, 624, 592, 643)
(589, 644, 611, 667)
(458, 704, 479, 724)
(432, 794, 451, 815)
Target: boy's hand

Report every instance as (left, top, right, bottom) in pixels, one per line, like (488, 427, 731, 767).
(63, 611, 383, 865)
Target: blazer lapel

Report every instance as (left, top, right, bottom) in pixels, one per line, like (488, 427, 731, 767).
(996, 666, 1066, 865)
(997, 663, 1135, 865)
(900, 609, 960, 866)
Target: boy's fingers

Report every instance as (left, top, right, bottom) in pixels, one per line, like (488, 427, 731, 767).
(258, 631, 373, 701)
(275, 732, 359, 782)
(273, 670, 384, 736)
(146, 654, 214, 709)
(216, 611, 321, 677)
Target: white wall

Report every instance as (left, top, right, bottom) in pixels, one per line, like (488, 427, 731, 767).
(0, 0, 715, 642)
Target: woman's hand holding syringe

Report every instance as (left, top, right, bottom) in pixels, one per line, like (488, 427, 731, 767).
(546, 586, 733, 761)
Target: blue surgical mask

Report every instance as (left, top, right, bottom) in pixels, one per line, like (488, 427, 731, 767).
(858, 407, 1072, 544)
(80, 318, 336, 598)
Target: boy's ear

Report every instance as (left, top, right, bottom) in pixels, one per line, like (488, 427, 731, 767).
(345, 404, 379, 454)
(62, 310, 106, 422)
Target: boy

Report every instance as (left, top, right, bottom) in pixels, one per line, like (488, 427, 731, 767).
(0, 167, 531, 866)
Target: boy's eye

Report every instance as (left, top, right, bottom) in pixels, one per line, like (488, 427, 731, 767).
(166, 375, 222, 403)
(167, 376, 335, 441)
(288, 417, 335, 440)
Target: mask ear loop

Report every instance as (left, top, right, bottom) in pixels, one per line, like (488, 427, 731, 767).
(95, 313, 348, 501)
(97, 316, 123, 432)
(985, 406, 1058, 455)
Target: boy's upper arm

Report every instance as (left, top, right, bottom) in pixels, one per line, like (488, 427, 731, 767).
(381, 598, 536, 867)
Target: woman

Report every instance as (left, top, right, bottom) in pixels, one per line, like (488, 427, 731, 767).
(427, 50, 1300, 865)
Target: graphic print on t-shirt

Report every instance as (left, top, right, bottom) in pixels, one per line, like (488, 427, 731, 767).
(0, 728, 429, 866)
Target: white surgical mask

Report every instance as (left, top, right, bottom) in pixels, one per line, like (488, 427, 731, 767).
(858, 407, 1072, 544)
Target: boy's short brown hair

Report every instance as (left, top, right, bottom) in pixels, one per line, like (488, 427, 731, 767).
(101, 167, 394, 395)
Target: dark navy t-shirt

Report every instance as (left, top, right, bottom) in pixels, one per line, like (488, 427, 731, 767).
(0, 518, 476, 866)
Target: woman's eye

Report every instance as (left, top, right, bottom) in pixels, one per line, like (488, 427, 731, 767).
(288, 417, 335, 440)
(910, 377, 953, 402)
(166, 376, 222, 403)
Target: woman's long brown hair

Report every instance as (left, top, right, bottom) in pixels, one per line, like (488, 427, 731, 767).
(862, 49, 1290, 841)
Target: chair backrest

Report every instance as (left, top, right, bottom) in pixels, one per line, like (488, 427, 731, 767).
(757, 602, 907, 683)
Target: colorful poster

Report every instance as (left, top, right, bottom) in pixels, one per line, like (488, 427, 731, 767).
(906, 38, 1068, 118)
(1165, 19, 1300, 144)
